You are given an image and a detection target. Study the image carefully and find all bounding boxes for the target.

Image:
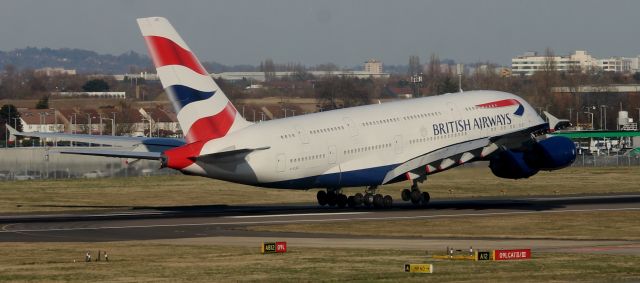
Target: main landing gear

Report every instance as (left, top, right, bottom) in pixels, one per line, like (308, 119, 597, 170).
(401, 181, 430, 207)
(317, 186, 393, 209)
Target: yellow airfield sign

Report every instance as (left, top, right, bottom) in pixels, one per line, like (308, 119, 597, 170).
(404, 263, 433, 273)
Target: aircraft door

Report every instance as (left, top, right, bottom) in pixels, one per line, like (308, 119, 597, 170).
(393, 135, 403, 154)
(328, 145, 337, 164)
(276, 153, 286, 172)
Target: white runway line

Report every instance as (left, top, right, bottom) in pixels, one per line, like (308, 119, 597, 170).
(226, 212, 370, 219)
(1, 207, 639, 234)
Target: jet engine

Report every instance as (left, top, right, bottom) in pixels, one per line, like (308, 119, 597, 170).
(489, 136, 576, 179)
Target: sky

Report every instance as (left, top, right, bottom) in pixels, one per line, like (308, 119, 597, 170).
(1, 0, 639, 67)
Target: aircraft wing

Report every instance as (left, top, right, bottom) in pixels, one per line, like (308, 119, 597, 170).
(6, 124, 185, 148)
(382, 123, 549, 184)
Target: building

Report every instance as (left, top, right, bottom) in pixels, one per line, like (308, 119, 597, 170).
(51, 92, 126, 99)
(511, 50, 596, 76)
(364, 59, 383, 74)
(211, 70, 390, 82)
(17, 108, 65, 133)
(512, 50, 640, 76)
(34, 67, 77, 76)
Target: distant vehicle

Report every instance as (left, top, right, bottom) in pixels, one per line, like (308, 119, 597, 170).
(82, 170, 106, 179)
(6, 17, 576, 208)
(13, 174, 37, 181)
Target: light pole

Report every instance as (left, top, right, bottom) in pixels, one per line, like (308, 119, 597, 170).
(568, 107, 573, 125)
(87, 113, 92, 135)
(12, 117, 19, 147)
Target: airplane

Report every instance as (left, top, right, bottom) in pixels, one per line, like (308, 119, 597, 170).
(7, 17, 577, 209)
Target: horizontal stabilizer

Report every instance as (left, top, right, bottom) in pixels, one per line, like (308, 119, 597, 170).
(196, 146, 270, 160)
(55, 149, 162, 160)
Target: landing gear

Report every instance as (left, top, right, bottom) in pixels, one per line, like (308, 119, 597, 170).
(316, 187, 393, 209)
(402, 181, 431, 207)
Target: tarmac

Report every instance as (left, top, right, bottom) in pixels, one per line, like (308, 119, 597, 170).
(1, 194, 639, 255)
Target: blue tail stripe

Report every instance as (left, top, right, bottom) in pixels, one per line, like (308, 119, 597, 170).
(165, 85, 216, 110)
(514, 104, 525, 116)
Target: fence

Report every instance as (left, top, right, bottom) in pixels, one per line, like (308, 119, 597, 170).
(0, 147, 174, 181)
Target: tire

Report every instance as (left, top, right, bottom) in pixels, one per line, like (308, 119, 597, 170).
(354, 193, 364, 206)
(327, 191, 337, 207)
(410, 190, 422, 205)
(421, 192, 431, 207)
(401, 189, 411, 201)
(347, 196, 356, 208)
(363, 193, 374, 207)
(383, 195, 393, 208)
(373, 194, 384, 208)
(317, 190, 327, 206)
(337, 194, 348, 208)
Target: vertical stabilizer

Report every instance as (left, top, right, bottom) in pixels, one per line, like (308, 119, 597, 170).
(137, 17, 251, 143)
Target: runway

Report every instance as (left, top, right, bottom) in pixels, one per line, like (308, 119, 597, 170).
(1, 194, 639, 250)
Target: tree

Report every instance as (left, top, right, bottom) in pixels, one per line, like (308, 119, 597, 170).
(408, 55, 421, 76)
(35, 95, 49, 109)
(1, 104, 23, 144)
(315, 77, 370, 111)
(260, 59, 276, 82)
(82, 79, 110, 92)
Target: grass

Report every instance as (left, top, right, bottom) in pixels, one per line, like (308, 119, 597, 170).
(0, 166, 639, 214)
(0, 242, 638, 282)
(246, 210, 640, 241)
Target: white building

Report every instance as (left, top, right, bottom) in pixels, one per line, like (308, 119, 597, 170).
(211, 70, 390, 82)
(511, 50, 596, 76)
(34, 67, 77, 76)
(364, 59, 383, 74)
(52, 92, 126, 99)
(17, 109, 64, 133)
(512, 50, 640, 76)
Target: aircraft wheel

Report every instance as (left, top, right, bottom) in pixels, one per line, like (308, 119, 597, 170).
(317, 190, 327, 206)
(347, 196, 356, 208)
(401, 189, 411, 201)
(337, 194, 348, 208)
(363, 193, 374, 208)
(373, 194, 384, 208)
(354, 193, 364, 206)
(327, 191, 337, 207)
(383, 195, 393, 208)
(421, 192, 431, 207)
(410, 190, 422, 205)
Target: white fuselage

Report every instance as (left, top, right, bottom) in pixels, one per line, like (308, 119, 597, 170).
(183, 90, 545, 189)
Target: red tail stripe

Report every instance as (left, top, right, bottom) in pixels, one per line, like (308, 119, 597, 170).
(164, 140, 206, 170)
(476, 99, 519, 108)
(185, 102, 237, 143)
(144, 36, 208, 75)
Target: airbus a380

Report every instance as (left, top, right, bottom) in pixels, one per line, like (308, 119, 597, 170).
(8, 17, 577, 208)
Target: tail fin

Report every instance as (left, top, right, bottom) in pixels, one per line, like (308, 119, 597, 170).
(137, 17, 251, 143)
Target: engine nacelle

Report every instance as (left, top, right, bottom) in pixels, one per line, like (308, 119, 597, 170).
(526, 136, 576, 170)
(489, 150, 539, 179)
(489, 136, 576, 179)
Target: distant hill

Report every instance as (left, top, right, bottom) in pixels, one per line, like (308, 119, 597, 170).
(0, 47, 152, 74)
(0, 47, 258, 74)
